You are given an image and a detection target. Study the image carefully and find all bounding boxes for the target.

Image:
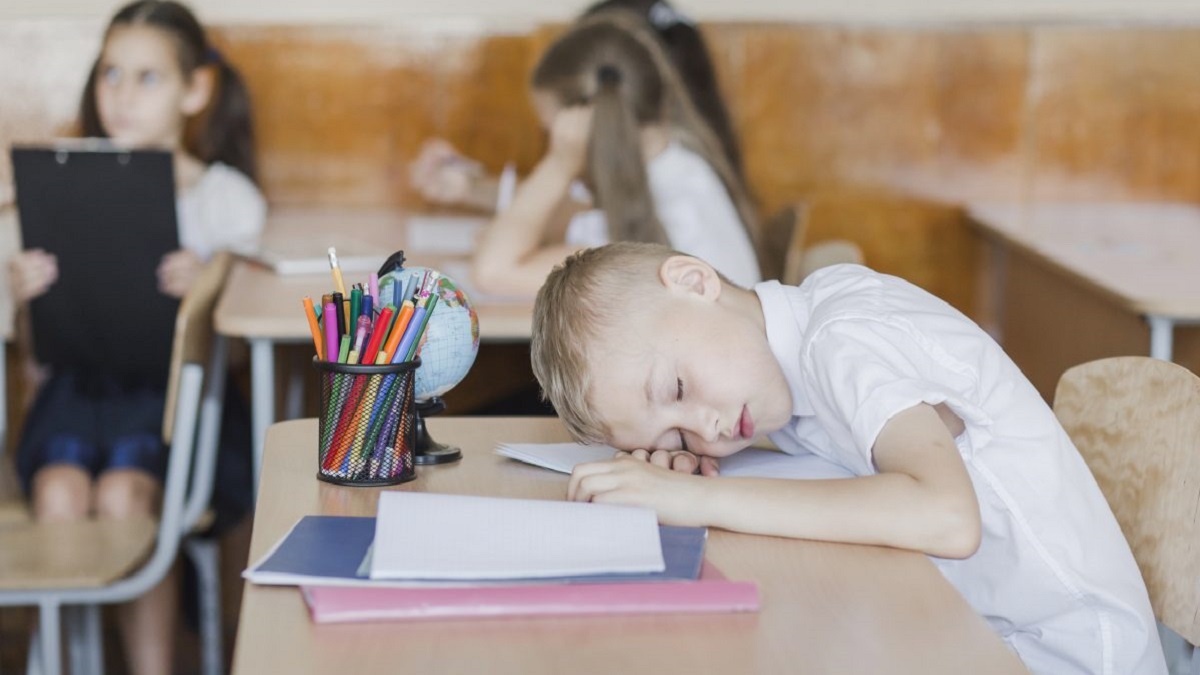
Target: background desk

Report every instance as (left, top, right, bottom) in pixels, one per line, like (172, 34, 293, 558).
(969, 202, 1200, 397)
(214, 208, 535, 485)
(233, 417, 1026, 675)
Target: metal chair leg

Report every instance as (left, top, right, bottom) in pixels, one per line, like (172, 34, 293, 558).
(26, 624, 41, 675)
(81, 604, 103, 675)
(37, 600, 62, 675)
(187, 537, 225, 675)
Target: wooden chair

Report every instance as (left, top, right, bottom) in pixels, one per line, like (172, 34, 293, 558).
(757, 203, 804, 283)
(1053, 356, 1200, 672)
(0, 252, 232, 675)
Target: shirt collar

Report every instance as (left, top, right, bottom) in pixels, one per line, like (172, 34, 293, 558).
(754, 280, 815, 417)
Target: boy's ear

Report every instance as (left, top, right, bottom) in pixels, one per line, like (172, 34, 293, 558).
(180, 66, 215, 117)
(658, 255, 721, 301)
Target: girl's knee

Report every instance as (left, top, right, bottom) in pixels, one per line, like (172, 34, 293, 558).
(32, 465, 93, 521)
(95, 470, 161, 519)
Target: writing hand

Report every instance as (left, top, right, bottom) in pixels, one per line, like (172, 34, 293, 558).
(157, 249, 203, 298)
(409, 138, 483, 206)
(546, 106, 593, 178)
(617, 448, 720, 477)
(567, 454, 707, 526)
(9, 249, 58, 302)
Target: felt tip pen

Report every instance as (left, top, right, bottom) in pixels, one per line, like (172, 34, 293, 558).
(323, 302, 339, 362)
(337, 334, 351, 364)
(361, 306, 394, 365)
(303, 297, 324, 360)
(379, 301, 414, 364)
(332, 292, 346, 338)
(349, 286, 362, 331)
(368, 272, 379, 307)
(393, 306, 426, 364)
(360, 295, 373, 320)
(405, 293, 439, 361)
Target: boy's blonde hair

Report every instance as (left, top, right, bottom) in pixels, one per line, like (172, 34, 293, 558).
(531, 242, 679, 443)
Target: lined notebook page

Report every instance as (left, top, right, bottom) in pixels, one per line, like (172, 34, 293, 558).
(370, 492, 664, 580)
(496, 443, 856, 481)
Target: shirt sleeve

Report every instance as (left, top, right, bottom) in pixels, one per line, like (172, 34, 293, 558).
(802, 316, 993, 473)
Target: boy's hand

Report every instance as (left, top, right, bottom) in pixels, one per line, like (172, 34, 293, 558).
(546, 106, 593, 177)
(567, 455, 707, 527)
(618, 448, 721, 477)
(157, 249, 203, 298)
(9, 249, 58, 302)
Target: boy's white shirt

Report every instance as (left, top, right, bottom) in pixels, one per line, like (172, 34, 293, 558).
(755, 267, 1166, 675)
(177, 161, 266, 259)
(564, 142, 761, 289)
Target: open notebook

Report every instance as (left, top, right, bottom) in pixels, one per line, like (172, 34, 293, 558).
(496, 443, 856, 480)
(370, 491, 665, 580)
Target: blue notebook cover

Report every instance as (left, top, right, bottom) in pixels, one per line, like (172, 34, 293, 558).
(245, 516, 706, 587)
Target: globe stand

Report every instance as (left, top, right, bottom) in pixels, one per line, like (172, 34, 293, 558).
(413, 397, 462, 465)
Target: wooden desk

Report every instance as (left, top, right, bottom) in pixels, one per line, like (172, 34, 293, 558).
(233, 417, 1026, 675)
(969, 202, 1200, 362)
(214, 208, 535, 484)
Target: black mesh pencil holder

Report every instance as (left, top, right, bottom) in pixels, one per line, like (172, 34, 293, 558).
(314, 358, 420, 486)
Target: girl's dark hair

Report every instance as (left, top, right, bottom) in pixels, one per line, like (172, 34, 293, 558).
(531, 13, 757, 250)
(78, 0, 258, 183)
(583, 0, 743, 181)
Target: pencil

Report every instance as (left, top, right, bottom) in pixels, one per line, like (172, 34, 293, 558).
(327, 247, 347, 297)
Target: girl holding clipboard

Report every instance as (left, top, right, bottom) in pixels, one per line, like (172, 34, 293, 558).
(8, 2, 264, 673)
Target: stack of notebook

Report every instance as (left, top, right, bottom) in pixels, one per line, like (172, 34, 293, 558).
(244, 491, 759, 624)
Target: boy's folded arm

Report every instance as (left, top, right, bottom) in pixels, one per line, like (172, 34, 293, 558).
(702, 404, 982, 559)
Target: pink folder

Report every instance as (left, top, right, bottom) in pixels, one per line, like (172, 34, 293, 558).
(301, 562, 759, 624)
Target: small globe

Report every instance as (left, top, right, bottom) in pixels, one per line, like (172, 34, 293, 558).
(381, 266, 480, 400)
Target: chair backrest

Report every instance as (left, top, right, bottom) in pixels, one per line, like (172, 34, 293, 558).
(1053, 356, 1200, 645)
(796, 239, 865, 281)
(758, 203, 804, 283)
(162, 252, 232, 443)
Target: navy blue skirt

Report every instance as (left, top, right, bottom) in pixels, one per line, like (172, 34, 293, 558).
(16, 369, 254, 534)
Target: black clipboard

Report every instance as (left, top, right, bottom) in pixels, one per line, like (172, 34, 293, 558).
(11, 142, 181, 381)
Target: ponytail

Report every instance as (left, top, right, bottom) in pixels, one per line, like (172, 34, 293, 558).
(588, 65, 668, 245)
(190, 55, 258, 183)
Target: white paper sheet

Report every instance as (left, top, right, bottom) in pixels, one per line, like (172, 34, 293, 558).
(370, 491, 665, 580)
(496, 443, 856, 481)
(405, 215, 487, 255)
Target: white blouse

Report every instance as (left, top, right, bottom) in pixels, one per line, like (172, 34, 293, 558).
(177, 162, 265, 259)
(564, 143, 761, 288)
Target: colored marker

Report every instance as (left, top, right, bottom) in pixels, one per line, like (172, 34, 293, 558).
(332, 292, 346, 338)
(323, 302, 339, 362)
(361, 306, 394, 365)
(378, 301, 414, 364)
(361, 295, 373, 320)
(349, 286, 362, 330)
(303, 297, 324, 360)
(337, 334, 351, 364)
(368, 272, 379, 306)
(405, 293, 439, 361)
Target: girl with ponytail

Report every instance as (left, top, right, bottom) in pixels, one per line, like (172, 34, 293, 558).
(9, 3, 263, 672)
(472, 11, 761, 295)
